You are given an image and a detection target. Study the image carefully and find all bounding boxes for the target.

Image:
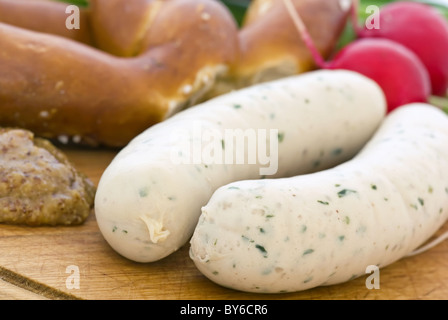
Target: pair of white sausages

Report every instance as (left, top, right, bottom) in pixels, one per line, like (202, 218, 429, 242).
(96, 69, 448, 293)
(95, 70, 387, 264)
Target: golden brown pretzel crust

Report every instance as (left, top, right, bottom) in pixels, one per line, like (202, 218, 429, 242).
(0, 0, 350, 147)
(89, 0, 160, 57)
(0, 0, 92, 44)
(207, 0, 350, 98)
(237, 0, 348, 83)
(0, 0, 239, 147)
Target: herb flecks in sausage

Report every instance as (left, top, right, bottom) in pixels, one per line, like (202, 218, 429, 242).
(337, 189, 357, 198)
(96, 70, 387, 263)
(190, 105, 448, 293)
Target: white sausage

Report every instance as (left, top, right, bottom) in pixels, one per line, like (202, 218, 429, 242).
(189, 104, 448, 293)
(94, 70, 386, 263)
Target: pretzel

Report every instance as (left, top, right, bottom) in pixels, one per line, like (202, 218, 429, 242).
(0, 0, 350, 147)
(0, 0, 93, 45)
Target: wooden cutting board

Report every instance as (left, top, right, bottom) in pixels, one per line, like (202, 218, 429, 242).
(0, 147, 447, 300)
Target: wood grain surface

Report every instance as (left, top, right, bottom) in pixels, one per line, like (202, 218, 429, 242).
(0, 147, 447, 300)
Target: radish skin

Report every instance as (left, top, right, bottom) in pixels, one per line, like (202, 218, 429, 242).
(283, 0, 431, 112)
(360, 1, 448, 96)
(326, 38, 431, 112)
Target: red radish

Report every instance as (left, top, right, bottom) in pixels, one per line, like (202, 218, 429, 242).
(358, 1, 448, 97)
(326, 38, 431, 112)
(282, 0, 431, 113)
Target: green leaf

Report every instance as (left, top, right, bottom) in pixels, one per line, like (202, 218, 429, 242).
(429, 96, 448, 114)
(219, 0, 251, 27)
(54, 0, 89, 7)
